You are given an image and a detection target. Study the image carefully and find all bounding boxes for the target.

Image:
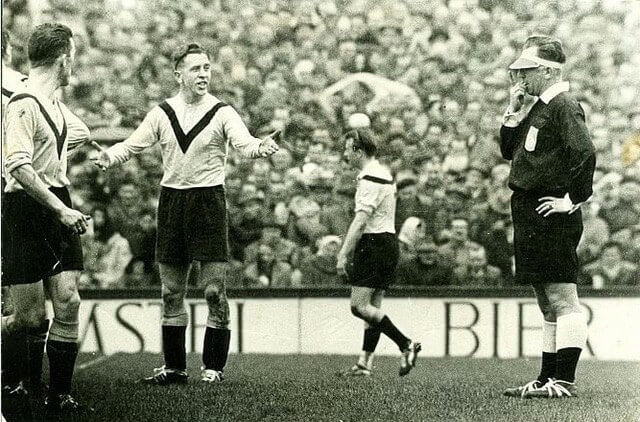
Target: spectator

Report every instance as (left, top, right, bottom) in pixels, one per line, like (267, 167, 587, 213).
(397, 216, 427, 259)
(243, 244, 296, 287)
(582, 241, 639, 287)
(439, 217, 483, 275)
(229, 189, 270, 261)
(82, 208, 133, 288)
(244, 219, 299, 267)
(453, 245, 502, 286)
(395, 239, 453, 286)
(294, 235, 343, 286)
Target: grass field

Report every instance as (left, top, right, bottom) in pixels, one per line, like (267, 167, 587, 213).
(8, 353, 640, 421)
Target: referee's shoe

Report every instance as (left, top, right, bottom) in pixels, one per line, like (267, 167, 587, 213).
(524, 378, 577, 398)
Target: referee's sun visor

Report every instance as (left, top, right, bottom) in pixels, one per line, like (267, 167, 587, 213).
(509, 47, 563, 70)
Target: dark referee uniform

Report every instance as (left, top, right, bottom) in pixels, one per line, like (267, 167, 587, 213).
(104, 93, 265, 264)
(350, 159, 399, 289)
(500, 81, 595, 284)
(2, 88, 90, 285)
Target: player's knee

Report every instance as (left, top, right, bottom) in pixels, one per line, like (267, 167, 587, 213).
(57, 290, 81, 319)
(548, 299, 576, 316)
(204, 283, 225, 307)
(162, 283, 186, 310)
(350, 305, 365, 319)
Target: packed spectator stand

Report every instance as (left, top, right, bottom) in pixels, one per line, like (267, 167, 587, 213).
(3, 0, 639, 289)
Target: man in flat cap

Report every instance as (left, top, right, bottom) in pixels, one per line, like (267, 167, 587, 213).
(500, 35, 596, 399)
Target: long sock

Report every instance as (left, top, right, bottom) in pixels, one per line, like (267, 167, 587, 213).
(46, 340, 78, 396)
(538, 320, 557, 383)
(376, 316, 410, 351)
(162, 325, 187, 371)
(26, 320, 49, 392)
(203, 327, 231, 371)
(357, 327, 381, 368)
(1, 330, 27, 386)
(555, 313, 587, 383)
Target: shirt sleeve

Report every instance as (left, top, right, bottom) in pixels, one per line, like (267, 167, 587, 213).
(557, 101, 596, 204)
(105, 108, 160, 165)
(354, 180, 383, 215)
(2, 99, 38, 173)
(219, 106, 261, 158)
(60, 103, 90, 152)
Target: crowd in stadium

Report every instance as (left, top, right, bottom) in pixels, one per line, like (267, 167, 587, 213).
(3, 0, 639, 289)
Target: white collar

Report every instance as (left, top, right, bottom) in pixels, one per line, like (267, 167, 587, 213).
(539, 81, 570, 104)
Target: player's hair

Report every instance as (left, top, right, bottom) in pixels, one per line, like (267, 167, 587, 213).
(172, 42, 210, 69)
(2, 29, 10, 59)
(523, 35, 566, 64)
(345, 128, 378, 157)
(28, 23, 73, 68)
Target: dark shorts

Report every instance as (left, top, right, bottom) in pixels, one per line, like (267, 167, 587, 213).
(511, 190, 583, 285)
(156, 185, 229, 264)
(349, 232, 399, 289)
(1, 186, 84, 286)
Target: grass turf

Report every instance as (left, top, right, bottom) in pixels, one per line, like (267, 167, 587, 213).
(17, 353, 640, 421)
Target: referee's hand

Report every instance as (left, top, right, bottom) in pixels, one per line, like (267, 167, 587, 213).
(536, 195, 574, 217)
(57, 207, 91, 235)
(88, 141, 110, 171)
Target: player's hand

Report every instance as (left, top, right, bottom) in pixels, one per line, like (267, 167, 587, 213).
(536, 195, 573, 217)
(88, 141, 111, 171)
(57, 207, 91, 235)
(258, 130, 281, 157)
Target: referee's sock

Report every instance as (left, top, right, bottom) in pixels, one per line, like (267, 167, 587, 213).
(376, 316, 410, 352)
(26, 320, 49, 392)
(537, 320, 557, 383)
(46, 339, 78, 396)
(554, 312, 587, 383)
(203, 327, 231, 371)
(162, 325, 187, 372)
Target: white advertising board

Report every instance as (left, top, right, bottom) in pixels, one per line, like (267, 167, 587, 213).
(74, 297, 640, 361)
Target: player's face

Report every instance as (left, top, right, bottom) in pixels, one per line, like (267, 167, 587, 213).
(59, 38, 76, 87)
(176, 53, 211, 98)
(343, 138, 362, 167)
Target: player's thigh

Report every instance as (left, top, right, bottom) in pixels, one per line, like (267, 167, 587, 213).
(351, 286, 376, 309)
(198, 261, 228, 289)
(370, 288, 385, 309)
(45, 271, 81, 316)
(159, 262, 190, 294)
(10, 281, 47, 325)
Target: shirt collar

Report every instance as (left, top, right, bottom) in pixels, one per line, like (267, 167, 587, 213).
(539, 81, 570, 104)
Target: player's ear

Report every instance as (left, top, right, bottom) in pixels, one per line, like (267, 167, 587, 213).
(173, 69, 182, 84)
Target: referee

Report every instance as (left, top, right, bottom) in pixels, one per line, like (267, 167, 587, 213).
(500, 36, 596, 399)
(336, 129, 420, 377)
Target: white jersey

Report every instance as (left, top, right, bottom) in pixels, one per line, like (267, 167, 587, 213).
(105, 93, 263, 189)
(355, 159, 396, 234)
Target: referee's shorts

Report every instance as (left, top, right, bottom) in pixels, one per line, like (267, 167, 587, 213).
(511, 189, 583, 285)
(1, 186, 84, 286)
(349, 232, 399, 289)
(156, 185, 229, 264)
